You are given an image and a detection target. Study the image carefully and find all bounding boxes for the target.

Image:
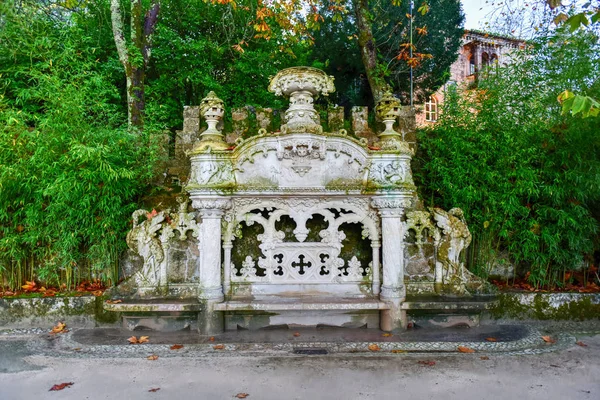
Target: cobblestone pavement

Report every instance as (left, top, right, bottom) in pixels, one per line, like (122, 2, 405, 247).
(0, 323, 599, 399)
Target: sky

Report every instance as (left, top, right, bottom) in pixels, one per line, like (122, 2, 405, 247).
(462, 0, 494, 30)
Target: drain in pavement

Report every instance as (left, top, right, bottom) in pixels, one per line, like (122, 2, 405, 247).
(293, 348, 328, 355)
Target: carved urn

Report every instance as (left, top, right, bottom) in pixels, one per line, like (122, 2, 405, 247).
(268, 66, 335, 134)
(376, 92, 406, 151)
(195, 91, 228, 151)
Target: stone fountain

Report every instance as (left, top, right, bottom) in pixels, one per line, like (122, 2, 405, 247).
(108, 67, 494, 334)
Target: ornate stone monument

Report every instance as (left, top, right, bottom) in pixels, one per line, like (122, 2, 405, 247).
(111, 66, 492, 334)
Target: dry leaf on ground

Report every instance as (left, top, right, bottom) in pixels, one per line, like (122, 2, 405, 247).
(147, 354, 159, 360)
(541, 336, 556, 344)
(22, 281, 37, 292)
(148, 388, 160, 392)
(417, 360, 436, 366)
(105, 299, 123, 304)
(92, 290, 104, 297)
(576, 341, 587, 347)
(50, 322, 68, 334)
(480, 356, 490, 360)
(382, 333, 393, 337)
(457, 346, 476, 353)
(368, 344, 380, 352)
(128, 336, 150, 344)
(170, 344, 184, 350)
(209, 336, 215, 342)
(485, 337, 497, 342)
(293, 332, 301, 337)
(49, 382, 74, 391)
(213, 344, 225, 350)
(235, 393, 249, 399)
(391, 349, 406, 353)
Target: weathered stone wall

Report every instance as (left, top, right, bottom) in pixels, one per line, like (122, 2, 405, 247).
(490, 293, 600, 321)
(0, 296, 118, 328)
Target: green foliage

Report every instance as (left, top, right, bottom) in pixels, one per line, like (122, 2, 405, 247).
(309, 0, 464, 106)
(416, 28, 600, 288)
(0, 2, 161, 289)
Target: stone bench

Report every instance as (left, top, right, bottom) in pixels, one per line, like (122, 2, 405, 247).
(400, 295, 499, 328)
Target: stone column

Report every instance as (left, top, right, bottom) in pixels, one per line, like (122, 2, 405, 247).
(372, 197, 411, 331)
(191, 198, 231, 334)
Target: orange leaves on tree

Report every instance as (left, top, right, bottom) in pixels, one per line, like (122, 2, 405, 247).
(170, 344, 184, 350)
(50, 322, 68, 334)
(416, 26, 428, 35)
(457, 346, 476, 353)
(128, 336, 150, 344)
(49, 382, 74, 391)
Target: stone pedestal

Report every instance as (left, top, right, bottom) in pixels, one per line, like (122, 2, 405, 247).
(328, 105, 345, 132)
(191, 198, 231, 334)
(372, 197, 410, 331)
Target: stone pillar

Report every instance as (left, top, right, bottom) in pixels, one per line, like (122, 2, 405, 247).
(328, 105, 345, 132)
(398, 107, 417, 151)
(227, 107, 249, 144)
(191, 198, 231, 334)
(352, 106, 377, 145)
(371, 240, 381, 296)
(372, 197, 411, 331)
(256, 107, 273, 131)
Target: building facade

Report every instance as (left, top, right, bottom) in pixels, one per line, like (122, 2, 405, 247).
(416, 30, 526, 126)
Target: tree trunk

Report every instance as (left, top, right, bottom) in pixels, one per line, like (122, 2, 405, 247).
(110, 0, 159, 131)
(354, 0, 391, 104)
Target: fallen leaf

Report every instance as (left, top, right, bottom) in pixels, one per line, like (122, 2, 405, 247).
(105, 299, 123, 304)
(42, 289, 56, 297)
(147, 354, 159, 360)
(73, 348, 81, 351)
(148, 388, 160, 392)
(128, 336, 139, 344)
(138, 336, 150, 344)
(457, 346, 476, 353)
(49, 382, 74, 391)
(480, 356, 490, 360)
(213, 344, 225, 350)
(382, 333, 393, 337)
(209, 336, 215, 342)
(576, 341, 587, 347)
(541, 336, 556, 344)
(293, 332, 301, 337)
(485, 337, 497, 342)
(235, 394, 249, 399)
(50, 322, 68, 334)
(391, 349, 406, 353)
(21, 281, 37, 292)
(92, 290, 104, 297)
(170, 344, 184, 350)
(368, 344, 380, 352)
(417, 360, 436, 366)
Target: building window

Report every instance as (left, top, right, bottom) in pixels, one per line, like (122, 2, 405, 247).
(469, 54, 476, 75)
(425, 96, 438, 122)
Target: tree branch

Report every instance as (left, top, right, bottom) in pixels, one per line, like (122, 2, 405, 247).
(110, 0, 129, 68)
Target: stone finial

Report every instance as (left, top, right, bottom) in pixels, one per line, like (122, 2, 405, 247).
(375, 92, 405, 151)
(193, 91, 228, 152)
(268, 66, 335, 135)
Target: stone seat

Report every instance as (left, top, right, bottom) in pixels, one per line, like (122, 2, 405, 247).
(216, 296, 390, 330)
(400, 295, 498, 311)
(104, 299, 203, 313)
(400, 295, 499, 328)
(214, 297, 391, 312)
